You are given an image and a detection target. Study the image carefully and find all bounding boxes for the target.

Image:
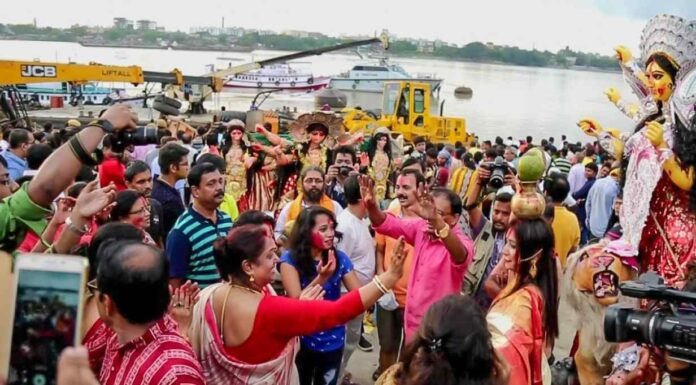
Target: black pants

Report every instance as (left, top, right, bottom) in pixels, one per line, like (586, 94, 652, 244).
(296, 346, 344, 385)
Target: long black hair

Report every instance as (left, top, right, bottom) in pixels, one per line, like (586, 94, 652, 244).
(507, 218, 559, 340)
(221, 126, 248, 157)
(396, 295, 496, 385)
(287, 206, 342, 279)
(367, 131, 393, 164)
(673, 111, 696, 212)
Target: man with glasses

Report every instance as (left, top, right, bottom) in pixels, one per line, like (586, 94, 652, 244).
(1, 129, 34, 181)
(125, 161, 165, 246)
(274, 165, 343, 240)
(152, 143, 190, 237)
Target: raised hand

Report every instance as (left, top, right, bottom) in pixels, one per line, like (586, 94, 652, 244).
(358, 175, 376, 205)
(255, 124, 267, 134)
(56, 347, 99, 385)
(99, 104, 138, 132)
(412, 182, 437, 221)
(73, 180, 117, 220)
(645, 120, 666, 149)
(169, 280, 199, 337)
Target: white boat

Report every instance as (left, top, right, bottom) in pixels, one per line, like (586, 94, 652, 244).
(222, 63, 330, 91)
(329, 60, 443, 93)
(14, 82, 114, 106)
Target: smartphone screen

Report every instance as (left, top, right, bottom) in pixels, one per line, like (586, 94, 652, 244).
(7, 268, 82, 385)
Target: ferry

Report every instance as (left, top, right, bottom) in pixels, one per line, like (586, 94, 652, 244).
(15, 82, 114, 106)
(222, 63, 330, 91)
(329, 60, 442, 93)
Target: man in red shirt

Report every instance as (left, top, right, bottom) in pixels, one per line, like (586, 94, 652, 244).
(85, 240, 204, 385)
(98, 135, 127, 191)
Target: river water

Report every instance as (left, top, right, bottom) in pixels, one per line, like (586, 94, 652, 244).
(0, 40, 636, 143)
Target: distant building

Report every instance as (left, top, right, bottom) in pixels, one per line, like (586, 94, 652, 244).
(136, 20, 157, 31)
(113, 17, 134, 30)
(417, 41, 435, 53)
(190, 26, 244, 37)
(282, 30, 309, 38)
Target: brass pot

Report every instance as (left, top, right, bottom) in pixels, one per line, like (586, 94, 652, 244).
(511, 182, 546, 219)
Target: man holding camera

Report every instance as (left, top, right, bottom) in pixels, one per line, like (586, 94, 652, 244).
(461, 160, 516, 310)
(325, 145, 359, 209)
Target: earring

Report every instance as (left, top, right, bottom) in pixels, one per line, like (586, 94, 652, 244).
(530, 259, 538, 279)
(249, 274, 255, 283)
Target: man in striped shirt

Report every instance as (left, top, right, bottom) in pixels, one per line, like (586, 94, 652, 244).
(166, 162, 233, 288)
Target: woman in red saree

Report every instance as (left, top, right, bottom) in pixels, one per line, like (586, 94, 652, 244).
(486, 218, 559, 385)
(188, 224, 407, 385)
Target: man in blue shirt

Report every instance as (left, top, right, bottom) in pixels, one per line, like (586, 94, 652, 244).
(585, 168, 620, 240)
(1, 129, 34, 181)
(572, 162, 598, 245)
(166, 162, 232, 288)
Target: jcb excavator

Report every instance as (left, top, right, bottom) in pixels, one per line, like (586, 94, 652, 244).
(0, 60, 225, 127)
(342, 81, 474, 145)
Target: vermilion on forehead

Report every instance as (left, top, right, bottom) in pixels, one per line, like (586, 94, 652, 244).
(396, 175, 416, 186)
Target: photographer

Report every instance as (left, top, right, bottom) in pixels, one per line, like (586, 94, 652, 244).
(462, 159, 517, 310)
(325, 145, 359, 208)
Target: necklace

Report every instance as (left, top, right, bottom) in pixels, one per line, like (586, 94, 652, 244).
(229, 283, 262, 294)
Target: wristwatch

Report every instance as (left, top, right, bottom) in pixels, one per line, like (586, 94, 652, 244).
(65, 217, 90, 235)
(89, 119, 115, 134)
(436, 224, 450, 239)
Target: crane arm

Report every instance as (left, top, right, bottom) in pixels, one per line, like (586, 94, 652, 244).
(0, 60, 223, 92)
(211, 32, 389, 78)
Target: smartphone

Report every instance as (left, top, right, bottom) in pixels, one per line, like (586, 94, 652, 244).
(3, 254, 88, 385)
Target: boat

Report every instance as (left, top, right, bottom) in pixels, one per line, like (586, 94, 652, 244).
(329, 59, 443, 93)
(222, 63, 330, 91)
(14, 82, 115, 107)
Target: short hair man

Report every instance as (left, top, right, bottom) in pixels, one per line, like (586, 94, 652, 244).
(326, 145, 358, 208)
(24, 143, 53, 177)
(125, 161, 165, 245)
(1, 129, 34, 180)
(462, 161, 515, 309)
(166, 162, 233, 288)
(545, 173, 580, 267)
(86, 240, 205, 384)
(152, 143, 190, 236)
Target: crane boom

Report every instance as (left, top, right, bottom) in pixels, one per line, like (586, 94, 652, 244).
(0, 60, 224, 92)
(210, 32, 389, 78)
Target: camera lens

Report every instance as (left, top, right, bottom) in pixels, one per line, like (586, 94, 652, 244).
(339, 167, 352, 177)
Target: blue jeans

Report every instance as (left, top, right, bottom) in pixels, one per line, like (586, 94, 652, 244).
(296, 346, 344, 385)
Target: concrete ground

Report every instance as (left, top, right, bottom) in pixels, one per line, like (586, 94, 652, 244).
(345, 297, 576, 385)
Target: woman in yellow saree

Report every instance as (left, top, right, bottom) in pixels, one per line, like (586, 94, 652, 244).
(486, 218, 559, 385)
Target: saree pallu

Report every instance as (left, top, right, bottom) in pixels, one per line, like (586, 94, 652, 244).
(487, 286, 551, 385)
(189, 283, 300, 385)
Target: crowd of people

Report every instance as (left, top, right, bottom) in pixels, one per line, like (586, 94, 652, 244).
(0, 12, 695, 385)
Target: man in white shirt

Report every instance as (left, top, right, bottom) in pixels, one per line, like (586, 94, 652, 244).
(336, 175, 376, 382)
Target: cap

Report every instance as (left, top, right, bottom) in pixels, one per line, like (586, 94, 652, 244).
(225, 119, 245, 129)
(67, 119, 81, 128)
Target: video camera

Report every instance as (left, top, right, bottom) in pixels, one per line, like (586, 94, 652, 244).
(482, 156, 513, 190)
(604, 272, 696, 364)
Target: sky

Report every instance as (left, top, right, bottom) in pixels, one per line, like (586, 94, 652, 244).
(4, 0, 695, 55)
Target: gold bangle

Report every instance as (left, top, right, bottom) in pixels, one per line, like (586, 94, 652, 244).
(373, 276, 388, 295)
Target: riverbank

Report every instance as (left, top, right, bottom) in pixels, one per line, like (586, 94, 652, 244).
(0, 36, 619, 74)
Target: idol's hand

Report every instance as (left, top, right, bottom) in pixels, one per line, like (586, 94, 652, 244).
(577, 118, 604, 137)
(604, 87, 621, 104)
(645, 120, 666, 149)
(614, 45, 632, 65)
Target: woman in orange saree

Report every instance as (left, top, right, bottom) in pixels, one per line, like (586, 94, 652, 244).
(486, 218, 559, 385)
